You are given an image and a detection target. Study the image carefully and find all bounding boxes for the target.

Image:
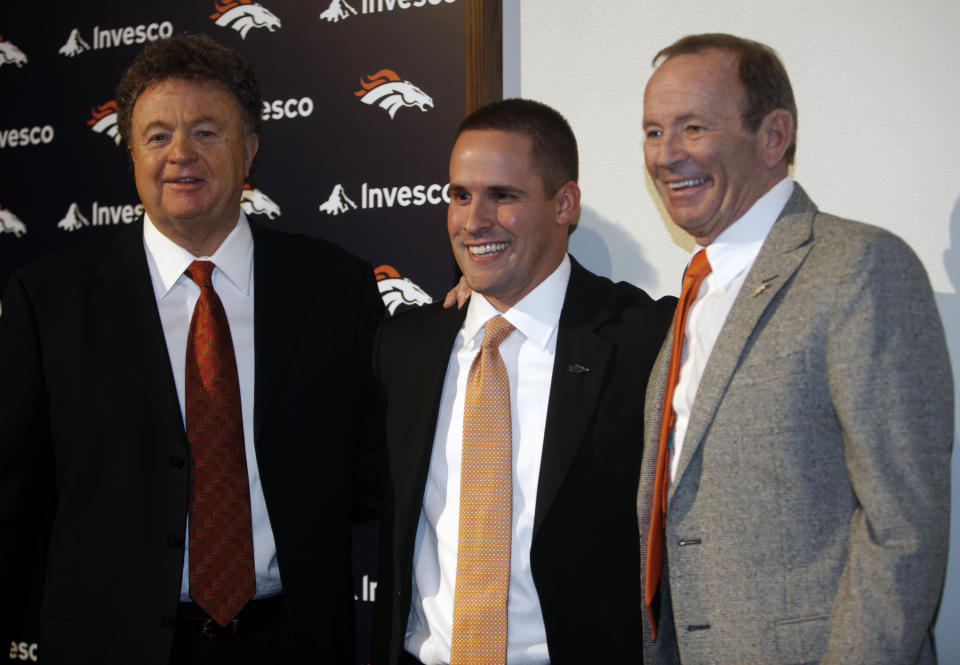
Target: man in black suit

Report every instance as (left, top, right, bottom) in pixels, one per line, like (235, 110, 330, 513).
(372, 99, 675, 665)
(0, 33, 383, 664)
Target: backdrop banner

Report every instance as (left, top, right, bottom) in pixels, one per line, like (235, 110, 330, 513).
(0, 1, 466, 662)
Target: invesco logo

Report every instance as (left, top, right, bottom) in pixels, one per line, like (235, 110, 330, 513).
(261, 97, 314, 121)
(0, 125, 55, 149)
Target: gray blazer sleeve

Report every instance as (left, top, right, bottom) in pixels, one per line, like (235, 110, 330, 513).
(821, 229, 952, 664)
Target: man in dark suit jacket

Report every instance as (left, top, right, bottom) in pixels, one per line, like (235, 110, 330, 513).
(0, 34, 383, 664)
(372, 99, 675, 665)
(637, 34, 952, 665)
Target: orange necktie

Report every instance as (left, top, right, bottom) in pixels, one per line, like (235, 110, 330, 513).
(645, 249, 711, 640)
(450, 316, 516, 665)
(184, 260, 255, 626)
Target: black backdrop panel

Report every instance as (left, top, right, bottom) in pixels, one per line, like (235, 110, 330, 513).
(0, 0, 463, 303)
(0, 1, 465, 662)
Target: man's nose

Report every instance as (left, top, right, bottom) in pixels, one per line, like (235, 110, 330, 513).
(462, 198, 494, 235)
(655, 131, 687, 171)
(168, 132, 197, 164)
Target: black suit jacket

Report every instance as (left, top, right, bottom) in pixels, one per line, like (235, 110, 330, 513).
(0, 220, 384, 665)
(372, 258, 675, 665)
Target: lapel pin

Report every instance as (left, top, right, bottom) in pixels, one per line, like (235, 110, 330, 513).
(567, 364, 590, 374)
(751, 274, 779, 298)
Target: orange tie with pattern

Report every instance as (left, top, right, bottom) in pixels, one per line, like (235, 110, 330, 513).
(645, 249, 711, 640)
(450, 315, 516, 665)
(185, 260, 255, 627)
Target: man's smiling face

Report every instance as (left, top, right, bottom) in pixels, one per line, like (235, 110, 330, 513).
(129, 77, 258, 247)
(643, 48, 772, 245)
(447, 128, 573, 312)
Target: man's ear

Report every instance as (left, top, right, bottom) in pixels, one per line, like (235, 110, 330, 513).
(758, 109, 794, 169)
(555, 181, 581, 228)
(244, 133, 260, 176)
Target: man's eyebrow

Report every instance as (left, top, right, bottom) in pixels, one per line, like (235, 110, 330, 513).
(139, 115, 222, 133)
(448, 183, 525, 193)
(644, 113, 698, 128)
(487, 184, 525, 195)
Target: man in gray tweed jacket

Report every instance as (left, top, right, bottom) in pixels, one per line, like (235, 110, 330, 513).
(637, 33, 953, 665)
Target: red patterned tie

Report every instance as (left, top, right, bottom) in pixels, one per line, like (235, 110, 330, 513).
(645, 249, 711, 640)
(185, 260, 255, 626)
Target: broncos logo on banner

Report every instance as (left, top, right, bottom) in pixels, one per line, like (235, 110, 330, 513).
(355, 69, 433, 119)
(210, 0, 281, 39)
(375, 265, 432, 314)
(0, 35, 28, 68)
(240, 185, 281, 219)
(87, 101, 121, 145)
(319, 0, 357, 23)
(0, 204, 27, 237)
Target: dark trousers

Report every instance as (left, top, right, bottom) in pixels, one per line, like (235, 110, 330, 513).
(169, 596, 296, 665)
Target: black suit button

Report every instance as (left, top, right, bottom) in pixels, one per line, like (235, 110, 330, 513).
(167, 535, 183, 548)
(169, 455, 185, 470)
(161, 615, 176, 630)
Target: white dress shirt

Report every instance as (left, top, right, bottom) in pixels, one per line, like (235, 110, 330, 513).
(405, 255, 571, 665)
(142, 212, 283, 601)
(670, 177, 794, 483)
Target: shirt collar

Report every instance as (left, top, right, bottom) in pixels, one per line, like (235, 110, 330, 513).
(699, 176, 794, 290)
(143, 211, 253, 298)
(462, 254, 571, 352)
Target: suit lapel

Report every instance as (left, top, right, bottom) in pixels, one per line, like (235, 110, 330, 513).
(535, 261, 615, 534)
(392, 304, 467, 477)
(250, 225, 311, 440)
(93, 221, 185, 440)
(671, 186, 817, 495)
(392, 304, 467, 559)
(639, 335, 671, 522)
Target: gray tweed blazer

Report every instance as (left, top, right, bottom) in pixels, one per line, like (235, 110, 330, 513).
(637, 184, 953, 665)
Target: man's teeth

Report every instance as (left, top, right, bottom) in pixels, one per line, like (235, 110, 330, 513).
(668, 177, 708, 189)
(172, 178, 198, 183)
(468, 242, 508, 256)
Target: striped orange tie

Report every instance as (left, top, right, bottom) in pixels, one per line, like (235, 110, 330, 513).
(450, 315, 516, 665)
(645, 249, 711, 640)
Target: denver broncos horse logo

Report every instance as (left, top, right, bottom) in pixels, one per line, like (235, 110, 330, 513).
(210, 0, 281, 39)
(355, 69, 433, 119)
(0, 204, 27, 237)
(240, 185, 281, 219)
(87, 101, 121, 145)
(0, 35, 28, 68)
(375, 265, 432, 314)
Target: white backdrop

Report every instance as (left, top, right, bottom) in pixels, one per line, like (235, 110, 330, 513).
(503, 0, 960, 660)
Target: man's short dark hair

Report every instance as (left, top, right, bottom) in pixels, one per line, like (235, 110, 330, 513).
(116, 32, 262, 147)
(457, 98, 578, 196)
(654, 33, 798, 166)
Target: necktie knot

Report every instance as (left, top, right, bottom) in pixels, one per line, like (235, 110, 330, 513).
(482, 316, 515, 350)
(685, 249, 712, 284)
(186, 260, 216, 289)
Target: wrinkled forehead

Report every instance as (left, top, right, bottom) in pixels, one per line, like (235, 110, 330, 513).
(644, 50, 744, 118)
